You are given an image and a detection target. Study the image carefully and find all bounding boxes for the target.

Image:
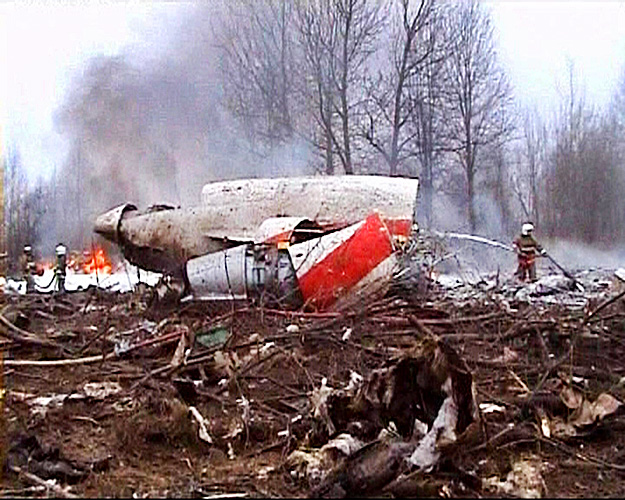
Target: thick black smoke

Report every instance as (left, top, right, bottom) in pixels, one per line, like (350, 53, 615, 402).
(46, 3, 311, 251)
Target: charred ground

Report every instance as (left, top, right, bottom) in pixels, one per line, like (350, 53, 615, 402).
(2, 267, 625, 498)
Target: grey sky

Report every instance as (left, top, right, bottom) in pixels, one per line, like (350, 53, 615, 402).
(2, 1, 625, 185)
(487, 0, 625, 112)
(0, 2, 182, 184)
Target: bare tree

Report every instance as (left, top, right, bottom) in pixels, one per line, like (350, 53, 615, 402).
(407, 1, 448, 227)
(363, 0, 435, 177)
(297, 0, 385, 174)
(510, 108, 547, 227)
(611, 64, 625, 131)
(440, 0, 514, 231)
(5, 151, 27, 269)
(479, 138, 512, 237)
(296, 0, 337, 173)
(218, 0, 299, 157)
(543, 66, 625, 243)
(3, 150, 47, 273)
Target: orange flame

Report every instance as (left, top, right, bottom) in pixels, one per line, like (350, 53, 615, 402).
(83, 248, 112, 275)
(37, 260, 55, 272)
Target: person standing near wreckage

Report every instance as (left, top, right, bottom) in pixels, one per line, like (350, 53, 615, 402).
(513, 222, 545, 282)
(21, 245, 37, 293)
(55, 244, 67, 293)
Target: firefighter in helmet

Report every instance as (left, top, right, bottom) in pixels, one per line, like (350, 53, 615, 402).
(21, 245, 37, 293)
(513, 222, 545, 282)
(55, 243, 67, 293)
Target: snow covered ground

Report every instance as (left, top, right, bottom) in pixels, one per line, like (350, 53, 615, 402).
(2, 263, 162, 295)
(432, 267, 625, 310)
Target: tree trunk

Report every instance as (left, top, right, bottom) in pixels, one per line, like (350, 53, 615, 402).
(324, 94, 335, 175)
(421, 154, 433, 228)
(325, 127, 334, 175)
(340, 2, 353, 175)
(467, 166, 476, 232)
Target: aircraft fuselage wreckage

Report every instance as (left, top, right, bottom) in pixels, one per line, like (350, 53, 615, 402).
(94, 175, 419, 311)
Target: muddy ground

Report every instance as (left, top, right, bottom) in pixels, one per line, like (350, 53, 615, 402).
(2, 272, 625, 498)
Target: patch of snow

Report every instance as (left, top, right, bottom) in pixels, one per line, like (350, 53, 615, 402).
(435, 274, 465, 289)
(3, 263, 161, 295)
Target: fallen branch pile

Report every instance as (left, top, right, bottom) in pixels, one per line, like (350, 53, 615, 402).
(1, 277, 625, 497)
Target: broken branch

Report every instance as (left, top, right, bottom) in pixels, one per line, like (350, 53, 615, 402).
(9, 465, 78, 498)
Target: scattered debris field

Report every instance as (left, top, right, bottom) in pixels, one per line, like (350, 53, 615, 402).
(2, 267, 625, 498)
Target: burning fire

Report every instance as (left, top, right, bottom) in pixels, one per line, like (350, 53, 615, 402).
(37, 260, 55, 273)
(83, 248, 112, 275)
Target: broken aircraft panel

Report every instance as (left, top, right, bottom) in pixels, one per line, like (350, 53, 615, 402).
(185, 243, 303, 309)
(255, 217, 324, 247)
(183, 212, 407, 311)
(94, 175, 419, 310)
(290, 212, 402, 310)
(199, 175, 418, 231)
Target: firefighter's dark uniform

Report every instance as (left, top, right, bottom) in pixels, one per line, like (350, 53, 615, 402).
(21, 247, 36, 293)
(55, 244, 67, 293)
(513, 234, 542, 282)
